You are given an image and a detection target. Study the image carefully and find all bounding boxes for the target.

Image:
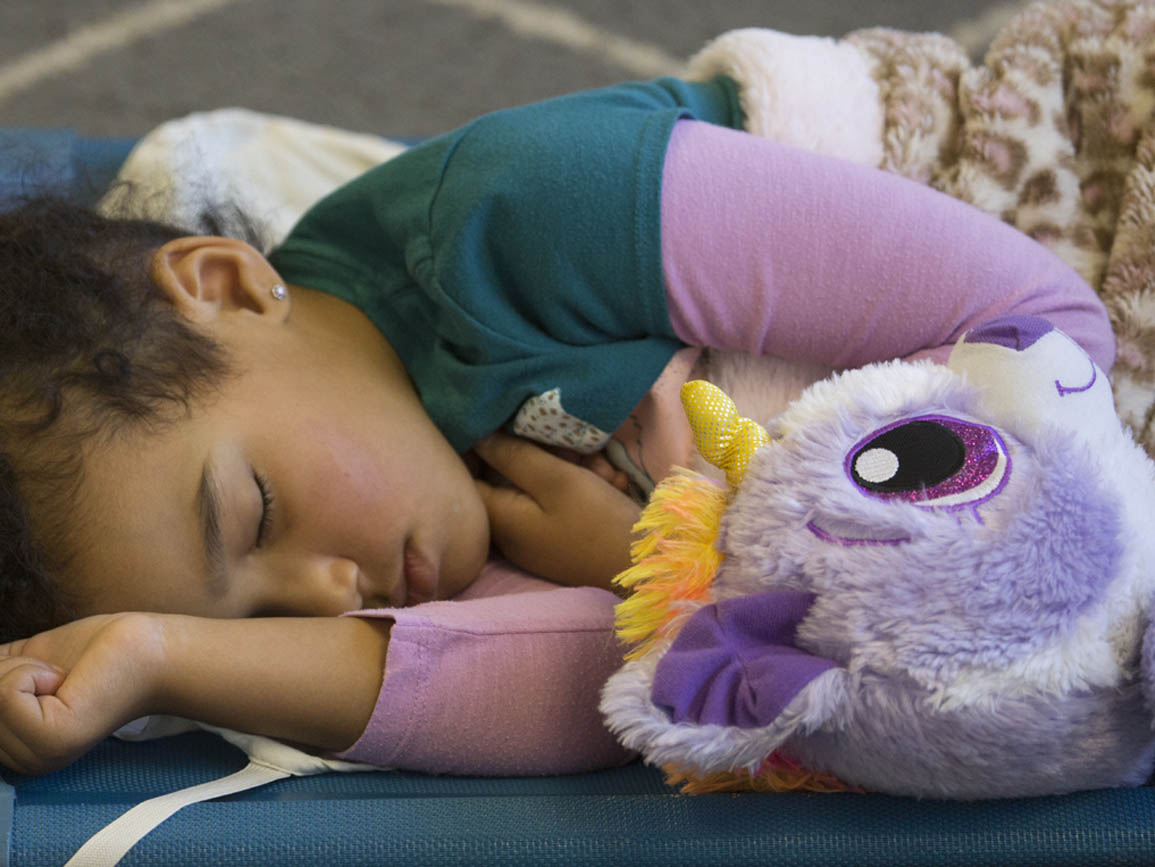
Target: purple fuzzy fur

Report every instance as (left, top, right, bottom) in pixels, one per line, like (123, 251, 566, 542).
(785, 676, 1155, 799)
(706, 361, 1146, 796)
(722, 378, 1121, 683)
(604, 352, 1155, 799)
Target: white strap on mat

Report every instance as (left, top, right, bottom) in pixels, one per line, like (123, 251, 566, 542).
(62, 760, 289, 867)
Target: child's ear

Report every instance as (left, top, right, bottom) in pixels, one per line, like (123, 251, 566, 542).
(151, 236, 290, 324)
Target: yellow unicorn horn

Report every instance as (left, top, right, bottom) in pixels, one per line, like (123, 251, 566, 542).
(681, 380, 771, 489)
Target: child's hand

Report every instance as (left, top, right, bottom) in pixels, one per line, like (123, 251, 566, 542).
(0, 613, 165, 775)
(472, 433, 641, 591)
(0, 613, 391, 776)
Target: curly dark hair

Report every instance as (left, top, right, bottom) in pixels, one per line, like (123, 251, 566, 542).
(0, 195, 235, 641)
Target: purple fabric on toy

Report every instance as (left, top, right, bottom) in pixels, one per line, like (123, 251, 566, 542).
(651, 591, 837, 728)
(962, 315, 1053, 352)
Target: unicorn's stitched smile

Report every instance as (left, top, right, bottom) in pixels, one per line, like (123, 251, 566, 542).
(806, 518, 911, 547)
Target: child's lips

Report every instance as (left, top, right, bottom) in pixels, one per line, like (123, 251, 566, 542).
(403, 542, 439, 606)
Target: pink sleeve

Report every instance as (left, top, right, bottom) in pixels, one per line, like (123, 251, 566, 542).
(334, 566, 633, 775)
(661, 120, 1115, 370)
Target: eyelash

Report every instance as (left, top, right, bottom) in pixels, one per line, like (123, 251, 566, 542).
(254, 471, 275, 548)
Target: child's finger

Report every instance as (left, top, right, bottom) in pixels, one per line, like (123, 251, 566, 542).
(579, 453, 630, 491)
(472, 434, 575, 501)
(0, 661, 75, 775)
(474, 478, 540, 529)
(0, 638, 29, 659)
(0, 657, 65, 696)
(473, 478, 556, 569)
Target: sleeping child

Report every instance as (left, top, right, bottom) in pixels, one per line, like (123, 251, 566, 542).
(0, 74, 1112, 777)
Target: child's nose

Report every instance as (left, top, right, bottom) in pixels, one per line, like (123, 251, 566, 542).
(282, 554, 362, 615)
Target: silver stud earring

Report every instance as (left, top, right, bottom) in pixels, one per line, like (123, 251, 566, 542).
(270, 283, 288, 301)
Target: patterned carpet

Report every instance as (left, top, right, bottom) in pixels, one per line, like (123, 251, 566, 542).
(1, 0, 1032, 138)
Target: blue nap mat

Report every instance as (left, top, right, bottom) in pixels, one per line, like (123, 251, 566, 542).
(0, 128, 135, 209)
(3, 732, 1155, 867)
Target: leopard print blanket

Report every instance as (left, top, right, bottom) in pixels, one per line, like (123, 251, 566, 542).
(688, 0, 1155, 457)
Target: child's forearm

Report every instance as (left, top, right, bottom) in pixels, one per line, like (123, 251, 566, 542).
(153, 614, 390, 752)
(1, 592, 631, 777)
(0, 612, 388, 775)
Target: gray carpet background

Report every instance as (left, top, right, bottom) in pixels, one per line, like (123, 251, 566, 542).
(2, 0, 1031, 140)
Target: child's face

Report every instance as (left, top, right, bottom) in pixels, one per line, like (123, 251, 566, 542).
(61, 245, 490, 621)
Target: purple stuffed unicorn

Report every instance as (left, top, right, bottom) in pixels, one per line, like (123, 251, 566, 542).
(601, 316, 1155, 798)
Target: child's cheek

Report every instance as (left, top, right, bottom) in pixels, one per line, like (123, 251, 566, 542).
(294, 423, 397, 526)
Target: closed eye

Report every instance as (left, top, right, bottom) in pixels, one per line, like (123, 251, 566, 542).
(253, 470, 275, 548)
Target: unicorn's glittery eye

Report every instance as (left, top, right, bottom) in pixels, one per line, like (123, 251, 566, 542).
(847, 415, 1010, 509)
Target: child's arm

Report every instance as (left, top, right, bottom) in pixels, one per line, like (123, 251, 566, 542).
(334, 584, 630, 774)
(0, 613, 388, 774)
(0, 586, 630, 776)
(660, 120, 1115, 369)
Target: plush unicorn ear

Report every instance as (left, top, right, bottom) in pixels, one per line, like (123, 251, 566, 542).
(681, 380, 771, 488)
(947, 315, 1118, 444)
